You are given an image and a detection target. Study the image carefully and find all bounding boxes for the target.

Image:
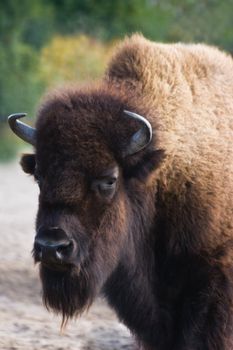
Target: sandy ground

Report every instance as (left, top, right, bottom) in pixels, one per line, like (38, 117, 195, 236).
(0, 161, 134, 350)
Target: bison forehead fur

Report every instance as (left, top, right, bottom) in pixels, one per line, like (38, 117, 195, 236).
(19, 34, 233, 349)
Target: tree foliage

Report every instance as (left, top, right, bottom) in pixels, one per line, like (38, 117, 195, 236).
(40, 34, 115, 87)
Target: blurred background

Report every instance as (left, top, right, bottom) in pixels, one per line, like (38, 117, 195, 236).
(0, 1, 232, 349)
(0, 0, 233, 161)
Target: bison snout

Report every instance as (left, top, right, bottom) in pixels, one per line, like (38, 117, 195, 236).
(34, 227, 76, 266)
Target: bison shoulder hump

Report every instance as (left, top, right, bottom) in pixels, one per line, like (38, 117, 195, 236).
(105, 34, 155, 84)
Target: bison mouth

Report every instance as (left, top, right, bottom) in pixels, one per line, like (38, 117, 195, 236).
(33, 245, 78, 273)
(39, 260, 73, 272)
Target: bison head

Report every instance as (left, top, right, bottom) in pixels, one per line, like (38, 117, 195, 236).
(9, 88, 163, 324)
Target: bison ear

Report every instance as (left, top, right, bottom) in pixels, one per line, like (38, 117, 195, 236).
(20, 154, 36, 175)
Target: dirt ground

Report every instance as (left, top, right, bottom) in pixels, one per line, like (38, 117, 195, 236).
(0, 161, 134, 350)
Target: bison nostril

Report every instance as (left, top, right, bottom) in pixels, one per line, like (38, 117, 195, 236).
(55, 240, 74, 260)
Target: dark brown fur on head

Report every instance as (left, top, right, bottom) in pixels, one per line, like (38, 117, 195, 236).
(35, 86, 163, 175)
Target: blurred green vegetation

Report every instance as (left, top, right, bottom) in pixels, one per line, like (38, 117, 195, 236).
(0, 0, 232, 161)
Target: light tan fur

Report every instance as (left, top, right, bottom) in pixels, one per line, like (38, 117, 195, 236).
(105, 34, 233, 255)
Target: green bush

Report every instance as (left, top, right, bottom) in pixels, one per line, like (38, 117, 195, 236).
(0, 42, 45, 161)
(39, 34, 115, 87)
(0, 124, 20, 162)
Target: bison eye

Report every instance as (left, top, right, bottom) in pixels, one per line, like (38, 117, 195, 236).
(99, 177, 117, 190)
(91, 177, 117, 198)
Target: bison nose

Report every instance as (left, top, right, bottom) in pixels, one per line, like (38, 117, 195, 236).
(34, 227, 75, 264)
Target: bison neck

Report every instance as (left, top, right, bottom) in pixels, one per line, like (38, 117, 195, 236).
(103, 225, 160, 348)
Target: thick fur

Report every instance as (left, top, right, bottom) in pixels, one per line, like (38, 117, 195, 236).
(21, 35, 233, 349)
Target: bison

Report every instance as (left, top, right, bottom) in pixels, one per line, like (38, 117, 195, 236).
(8, 34, 233, 349)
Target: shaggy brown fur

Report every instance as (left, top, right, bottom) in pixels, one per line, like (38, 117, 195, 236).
(20, 34, 233, 349)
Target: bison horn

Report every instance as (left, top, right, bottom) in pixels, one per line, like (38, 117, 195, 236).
(8, 113, 36, 146)
(123, 110, 152, 156)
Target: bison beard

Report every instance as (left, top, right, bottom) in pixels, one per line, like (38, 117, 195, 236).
(40, 263, 96, 327)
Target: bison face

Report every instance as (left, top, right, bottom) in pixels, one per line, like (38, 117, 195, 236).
(16, 90, 163, 323)
(21, 151, 129, 321)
